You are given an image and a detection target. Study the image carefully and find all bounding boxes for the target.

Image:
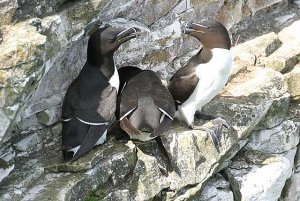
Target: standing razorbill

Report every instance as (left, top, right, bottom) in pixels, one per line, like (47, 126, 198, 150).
(61, 25, 140, 161)
(117, 66, 175, 141)
(168, 20, 232, 151)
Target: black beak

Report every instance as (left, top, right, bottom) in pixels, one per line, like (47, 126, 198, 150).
(115, 27, 141, 44)
(183, 22, 207, 34)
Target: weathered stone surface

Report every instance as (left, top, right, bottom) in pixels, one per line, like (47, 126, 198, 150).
(13, 133, 42, 153)
(245, 120, 300, 154)
(102, 190, 130, 201)
(0, 165, 14, 183)
(114, 19, 182, 79)
(45, 140, 136, 173)
(285, 65, 300, 101)
(293, 0, 300, 7)
(161, 123, 236, 191)
(255, 93, 290, 130)
(232, 32, 281, 59)
(246, 0, 284, 14)
(178, 173, 234, 201)
(0, 0, 17, 26)
(226, 150, 296, 201)
(258, 20, 300, 73)
(0, 22, 46, 144)
(0, 159, 44, 201)
(280, 172, 300, 201)
(215, 0, 247, 29)
(0, 140, 137, 201)
(129, 147, 169, 200)
(0, 0, 299, 200)
(100, 0, 181, 27)
(274, 13, 296, 27)
(224, 67, 286, 99)
(205, 67, 287, 138)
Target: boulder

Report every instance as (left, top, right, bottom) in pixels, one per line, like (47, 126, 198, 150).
(225, 149, 296, 201)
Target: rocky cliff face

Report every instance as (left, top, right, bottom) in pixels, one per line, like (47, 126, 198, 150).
(0, 0, 300, 200)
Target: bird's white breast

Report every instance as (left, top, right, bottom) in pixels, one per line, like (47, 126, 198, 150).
(109, 65, 120, 92)
(184, 48, 232, 110)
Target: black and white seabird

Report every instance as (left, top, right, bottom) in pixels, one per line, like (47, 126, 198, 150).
(168, 20, 232, 151)
(61, 25, 140, 161)
(117, 66, 175, 141)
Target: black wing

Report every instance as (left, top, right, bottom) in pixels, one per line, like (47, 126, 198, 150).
(116, 66, 142, 119)
(62, 65, 116, 123)
(168, 64, 199, 104)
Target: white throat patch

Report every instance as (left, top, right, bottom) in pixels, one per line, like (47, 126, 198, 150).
(109, 65, 120, 92)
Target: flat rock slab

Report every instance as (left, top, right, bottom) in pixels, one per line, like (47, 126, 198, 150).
(225, 149, 296, 201)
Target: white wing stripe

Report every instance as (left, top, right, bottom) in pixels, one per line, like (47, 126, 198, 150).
(119, 107, 136, 121)
(158, 107, 173, 120)
(62, 118, 73, 122)
(76, 117, 108, 126)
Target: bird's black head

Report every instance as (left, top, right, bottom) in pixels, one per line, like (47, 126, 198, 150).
(87, 25, 140, 65)
(183, 21, 231, 50)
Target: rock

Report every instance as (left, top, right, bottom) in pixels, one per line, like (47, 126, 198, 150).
(100, 0, 180, 27)
(245, 120, 300, 154)
(280, 145, 300, 201)
(0, 22, 46, 144)
(0, 0, 18, 26)
(258, 20, 300, 73)
(2, 140, 137, 201)
(128, 147, 169, 200)
(13, 133, 42, 153)
(177, 173, 234, 201)
(45, 140, 136, 173)
(255, 93, 290, 130)
(0, 0, 299, 200)
(17, 37, 87, 121)
(102, 190, 130, 201)
(280, 173, 300, 201)
(258, 45, 299, 73)
(232, 32, 282, 59)
(205, 67, 287, 138)
(0, 165, 14, 183)
(0, 159, 44, 201)
(293, 0, 300, 7)
(0, 111, 11, 142)
(36, 106, 61, 126)
(114, 19, 183, 79)
(223, 67, 286, 98)
(245, 0, 284, 14)
(225, 150, 296, 201)
(274, 13, 296, 27)
(228, 60, 250, 81)
(21, 173, 86, 201)
(285, 65, 300, 101)
(215, 0, 247, 29)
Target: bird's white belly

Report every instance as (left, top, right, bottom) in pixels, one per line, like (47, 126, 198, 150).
(194, 75, 229, 109)
(175, 48, 232, 124)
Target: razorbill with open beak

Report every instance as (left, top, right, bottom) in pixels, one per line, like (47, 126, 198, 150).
(61, 25, 140, 161)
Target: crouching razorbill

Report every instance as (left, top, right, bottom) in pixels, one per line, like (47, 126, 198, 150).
(117, 66, 175, 142)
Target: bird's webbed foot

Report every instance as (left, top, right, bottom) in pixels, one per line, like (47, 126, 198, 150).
(195, 111, 231, 128)
(189, 124, 221, 152)
(188, 117, 230, 153)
